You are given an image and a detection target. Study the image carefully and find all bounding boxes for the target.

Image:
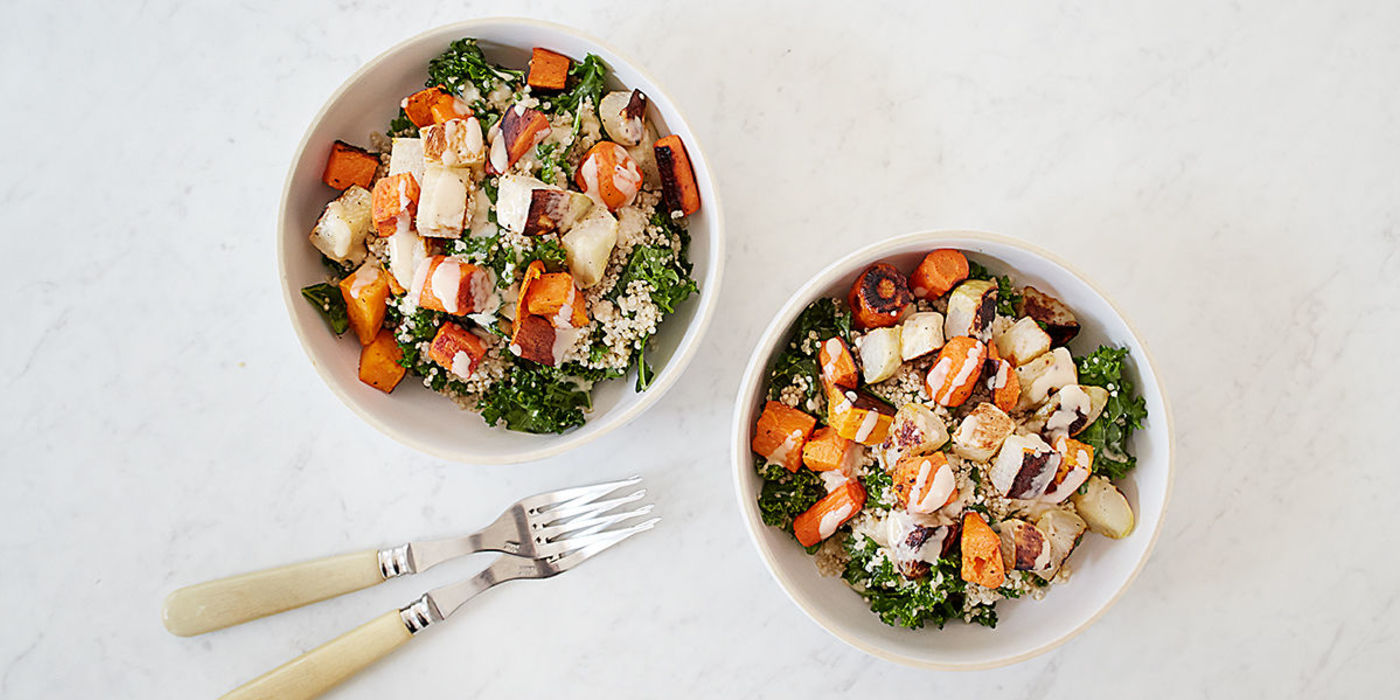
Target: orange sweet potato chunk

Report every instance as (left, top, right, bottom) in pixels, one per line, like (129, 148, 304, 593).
(403, 87, 448, 128)
(802, 427, 852, 472)
(524, 273, 589, 328)
(752, 401, 817, 472)
(527, 47, 571, 90)
(817, 336, 858, 389)
(358, 330, 406, 393)
(960, 512, 1006, 588)
(371, 173, 421, 237)
(339, 265, 390, 346)
(793, 481, 866, 547)
(322, 140, 379, 190)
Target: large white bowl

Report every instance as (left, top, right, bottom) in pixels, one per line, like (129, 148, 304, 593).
(279, 19, 723, 464)
(731, 231, 1173, 669)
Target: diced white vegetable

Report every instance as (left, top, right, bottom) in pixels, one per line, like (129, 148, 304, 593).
(386, 229, 431, 292)
(599, 90, 646, 146)
(387, 137, 425, 185)
(494, 174, 552, 234)
(990, 433, 1059, 499)
(1071, 475, 1135, 539)
(899, 312, 944, 361)
(994, 316, 1051, 366)
(1035, 508, 1087, 580)
(1014, 347, 1077, 410)
(416, 164, 469, 238)
(1032, 384, 1095, 438)
(998, 519, 1052, 572)
(625, 121, 661, 188)
(1082, 385, 1109, 427)
(858, 327, 903, 383)
(561, 207, 619, 288)
(423, 117, 486, 168)
(944, 280, 997, 341)
(951, 402, 1015, 462)
(880, 403, 948, 466)
(309, 185, 373, 265)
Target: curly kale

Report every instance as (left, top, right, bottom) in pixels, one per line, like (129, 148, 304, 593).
(764, 298, 852, 412)
(540, 53, 608, 137)
(301, 283, 349, 335)
(755, 459, 826, 532)
(1074, 346, 1149, 480)
(478, 364, 592, 434)
(426, 38, 523, 107)
(842, 536, 995, 630)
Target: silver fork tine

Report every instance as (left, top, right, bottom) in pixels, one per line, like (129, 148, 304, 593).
(517, 476, 641, 512)
(535, 489, 646, 525)
(534, 504, 655, 542)
(551, 517, 660, 571)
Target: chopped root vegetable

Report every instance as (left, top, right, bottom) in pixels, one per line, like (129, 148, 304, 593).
(802, 427, 854, 472)
(338, 263, 390, 346)
(793, 481, 866, 547)
(428, 93, 472, 125)
(1041, 435, 1094, 503)
(411, 256, 490, 316)
(371, 173, 421, 237)
(847, 263, 913, 329)
(358, 329, 406, 393)
(752, 400, 817, 472)
(653, 134, 700, 216)
(509, 314, 557, 366)
(516, 260, 546, 319)
(428, 321, 488, 380)
(891, 451, 957, 514)
(494, 106, 551, 174)
(925, 336, 987, 407)
(825, 381, 894, 446)
(576, 142, 643, 211)
(908, 249, 969, 300)
(960, 512, 1006, 588)
(322, 140, 379, 191)
(987, 357, 1020, 412)
(524, 272, 589, 327)
(402, 87, 449, 128)
(817, 336, 859, 389)
(527, 47, 571, 90)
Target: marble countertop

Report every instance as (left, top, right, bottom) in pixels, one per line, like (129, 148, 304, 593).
(3, 0, 1397, 696)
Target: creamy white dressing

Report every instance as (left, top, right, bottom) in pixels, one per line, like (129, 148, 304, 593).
(926, 356, 952, 399)
(409, 257, 433, 304)
(549, 326, 585, 366)
(909, 460, 955, 513)
(766, 429, 805, 468)
(1027, 348, 1077, 406)
(431, 259, 463, 314)
(578, 155, 602, 207)
(935, 342, 982, 404)
(853, 410, 879, 442)
(347, 265, 376, 299)
(817, 503, 854, 540)
(487, 122, 508, 173)
(820, 338, 844, 380)
(608, 144, 642, 207)
(467, 267, 500, 316)
(449, 350, 475, 379)
(820, 469, 851, 492)
(989, 360, 1010, 391)
(1044, 385, 1092, 436)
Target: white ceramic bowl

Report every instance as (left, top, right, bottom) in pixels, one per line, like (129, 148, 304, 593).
(278, 19, 723, 464)
(731, 231, 1172, 669)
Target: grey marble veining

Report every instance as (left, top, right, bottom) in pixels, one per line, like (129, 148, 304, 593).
(2, 0, 1398, 697)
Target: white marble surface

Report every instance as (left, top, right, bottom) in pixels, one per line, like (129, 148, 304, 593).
(3, 0, 1398, 696)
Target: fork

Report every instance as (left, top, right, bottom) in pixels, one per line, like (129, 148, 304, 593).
(163, 476, 652, 637)
(220, 517, 653, 700)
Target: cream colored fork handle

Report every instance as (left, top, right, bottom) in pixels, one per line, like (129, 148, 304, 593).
(162, 550, 385, 637)
(220, 610, 412, 700)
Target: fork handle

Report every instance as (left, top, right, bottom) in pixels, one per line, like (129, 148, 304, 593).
(162, 550, 386, 636)
(220, 610, 412, 700)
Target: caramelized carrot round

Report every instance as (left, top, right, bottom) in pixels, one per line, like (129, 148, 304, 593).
(909, 249, 970, 300)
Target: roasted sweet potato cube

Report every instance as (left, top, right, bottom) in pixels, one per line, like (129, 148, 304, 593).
(339, 263, 390, 346)
(402, 87, 449, 128)
(527, 47, 571, 90)
(524, 273, 589, 328)
(802, 427, 853, 472)
(491, 106, 551, 173)
(892, 452, 958, 514)
(752, 401, 817, 472)
(825, 383, 895, 446)
(371, 173, 421, 237)
(961, 512, 1006, 588)
(515, 260, 546, 319)
(358, 329, 406, 393)
(428, 322, 488, 379)
(793, 481, 866, 547)
(322, 140, 379, 190)
(653, 134, 700, 216)
(817, 336, 858, 389)
(428, 93, 472, 124)
(509, 314, 557, 366)
(576, 142, 643, 211)
(411, 256, 488, 316)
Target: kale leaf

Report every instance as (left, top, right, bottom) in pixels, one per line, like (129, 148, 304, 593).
(477, 363, 592, 434)
(387, 108, 416, 138)
(534, 142, 567, 184)
(764, 298, 852, 411)
(1075, 346, 1149, 480)
(520, 238, 570, 274)
(612, 245, 698, 314)
(426, 38, 523, 105)
(842, 537, 990, 629)
(994, 275, 1022, 316)
(542, 53, 608, 137)
(301, 283, 349, 335)
(755, 459, 826, 531)
(447, 234, 510, 281)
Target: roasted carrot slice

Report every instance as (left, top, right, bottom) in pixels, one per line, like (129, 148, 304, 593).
(752, 400, 817, 472)
(509, 314, 557, 366)
(847, 263, 913, 329)
(524, 272, 589, 328)
(576, 142, 643, 211)
(802, 427, 853, 472)
(961, 512, 1006, 588)
(926, 336, 987, 407)
(371, 173, 421, 237)
(908, 249, 970, 300)
(527, 47, 571, 90)
(428, 321, 488, 379)
(402, 87, 448, 128)
(339, 263, 390, 346)
(891, 452, 957, 513)
(654, 134, 700, 216)
(358, 329, 406, 393)
(322, 140, 379, 190)
(817, 336, 859, 389)
(793, 481, 866, 547)
(987, 357, 1020, 413)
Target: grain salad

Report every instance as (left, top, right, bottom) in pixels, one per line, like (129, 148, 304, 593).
(301, 39, 701, 434)
(750, 249, 1147, 630)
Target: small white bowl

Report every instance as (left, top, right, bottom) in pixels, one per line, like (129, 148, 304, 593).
(730, 231, 1173, 669)
(278, 19, 724, 464)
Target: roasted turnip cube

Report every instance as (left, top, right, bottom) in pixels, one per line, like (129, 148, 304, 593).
(990, 433, 1060, 499)
(1019, 286, 1080, 346)
(899, 311, 944, 361)
(998, 519, 1052, 572)
(951, 402, 1015, 462)
(386, 229, 431, 293)
(416, 164, 470, 238)
(1033, 384, 1096, 438)
(858, 326, 903, 384)
(944, 279, 997, 341)
(1015, 347, 1077, 410)
(495, 175, 551, 234)
(599, 89, 648, 146)
(880, 403, 949, 466)
(561, 207, 619, 288)
(387, 137, 425, 185)
(422, 117, 486, 168)
(523, 188, 593, 236)
(1035, 508, 1087, 580)
(1071, 475, 1135, 539)
(309, 185, 373, 265)
(994, 316, 1051, 366)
